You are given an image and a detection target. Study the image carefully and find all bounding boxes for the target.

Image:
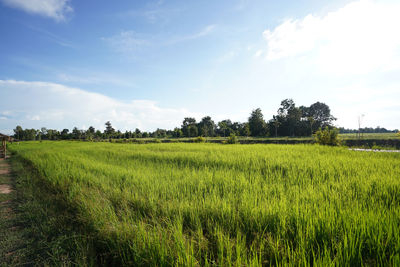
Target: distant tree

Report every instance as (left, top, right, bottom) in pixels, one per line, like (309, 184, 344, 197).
(46, 129, 59, 140)
(248, 108, 267, 136)
(198, 116, 216, 137)
(173, 127, 183, 138)
(72, 127, 82, 139)
(87, 126, 95, 134)
(94, 130, 102, 139)
(237, 123, 250, 137)
(188, 125, 198, 137)
(13, 126, 23, 140)
(40, 127, 48, 139)
(279, 99, 302, 136)
(182, 117, 197, 137)
(153, 128, 167, 138)
(61, 129, 70, 139)
(104, 121, 115, 137)
(271, 115, 280, 137)
(135, 128, 142, 138)
(308, 102, 336, 129)
(218, 120, 232, 137)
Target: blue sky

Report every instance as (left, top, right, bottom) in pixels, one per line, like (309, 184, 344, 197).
(0, 0, 399, 134)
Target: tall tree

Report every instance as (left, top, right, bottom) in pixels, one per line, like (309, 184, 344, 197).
(104, 121, 115, 137)
(308, 102, 336, 129)
(61, 129, 70, 139)
(198, 116, 216, 137)
(13, 125, 23, 140)
(248, 108, 267, 136)
(277, 99, 301, 136)
(182, 117, 197, 137)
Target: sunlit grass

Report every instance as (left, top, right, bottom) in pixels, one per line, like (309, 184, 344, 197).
(9, 141, 400, 265)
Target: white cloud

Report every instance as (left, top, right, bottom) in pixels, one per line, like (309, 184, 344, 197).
(0, 80, 201, 132)
(1, 0, 73, 21)
(330, 83, 400, 128)
(263, 0, 400, 75)
(254, 49, 263, 58)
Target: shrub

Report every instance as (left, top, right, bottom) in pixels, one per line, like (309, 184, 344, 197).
(314, 127, 340, 146)
(193, 136, 206, 143)
(226, 134, 238, 144)
(153, 138, 162, 143)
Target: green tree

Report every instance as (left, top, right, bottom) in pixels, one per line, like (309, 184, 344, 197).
(188, 125, 198, 137)
(182, 117, 197, 137)
(248, 108, 267, 137)
(308, 102, 336, 129)
(218, 120, 232, 137)
(72, 127, 82, 139)
(135, 128, 142, 138)
(173, 127, 183, 138)
(13, 125, 23, 140)
(198, 116, 216, 137)
(104, 121, 115, 137)
(61, 129, 70, 139)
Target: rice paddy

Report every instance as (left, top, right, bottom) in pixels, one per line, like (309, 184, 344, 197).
(8, 141, 400, 266)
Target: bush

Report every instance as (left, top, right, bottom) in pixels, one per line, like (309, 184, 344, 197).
(226, 134, 238, 144)
(314, 127, 340, 146)
(193, 136, 206, 143)
(153, 138, 162, 143)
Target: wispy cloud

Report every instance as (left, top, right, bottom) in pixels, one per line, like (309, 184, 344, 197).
(56, 72, 135, 87)
(101, 31, 150, 53)
(119, 7, 182, 25)
(166, 25, 216, 44)
(1, 0, 73, 22)
(103, 25, 217, 53)
(0, 80, 201, 132)
(26, 25, 75, 48)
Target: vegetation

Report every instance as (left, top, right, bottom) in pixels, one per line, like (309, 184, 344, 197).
(11, 99, 398, 142)
(226, 133, 238, 144)
(314, 127, 341, 146)
(11, 99, 346, 140)
(8, 141, 400, 265)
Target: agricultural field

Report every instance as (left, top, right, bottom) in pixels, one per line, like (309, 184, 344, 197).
(339, 132, 399, 140)
(8, 141, 400, 265)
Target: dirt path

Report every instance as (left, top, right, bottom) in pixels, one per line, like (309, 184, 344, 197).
(0, 157, 27, 266)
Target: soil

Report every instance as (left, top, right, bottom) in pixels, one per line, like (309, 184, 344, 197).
(0, 184, 12, 194)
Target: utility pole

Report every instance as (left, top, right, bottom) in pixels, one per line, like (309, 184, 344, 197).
(358, 114, 365, 139)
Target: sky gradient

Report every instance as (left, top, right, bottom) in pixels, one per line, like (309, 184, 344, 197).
(1, 0, 399, 134)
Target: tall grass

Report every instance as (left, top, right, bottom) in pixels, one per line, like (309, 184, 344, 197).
(9, 141, 400, 265)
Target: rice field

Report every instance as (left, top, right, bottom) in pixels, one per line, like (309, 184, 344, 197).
(9, 141, 400, 266)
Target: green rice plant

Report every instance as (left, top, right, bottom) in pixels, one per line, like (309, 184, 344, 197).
(8, 141, 400, 266)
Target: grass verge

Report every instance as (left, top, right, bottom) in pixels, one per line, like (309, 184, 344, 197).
(0, 156, 99, 266)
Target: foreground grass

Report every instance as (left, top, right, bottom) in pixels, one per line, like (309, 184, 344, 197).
(8, 141, 400, 266)
(1, 156, 98, 266)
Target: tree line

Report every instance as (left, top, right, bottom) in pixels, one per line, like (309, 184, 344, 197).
(13, 99, 341, 140)
(338, 127, 397, 134)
